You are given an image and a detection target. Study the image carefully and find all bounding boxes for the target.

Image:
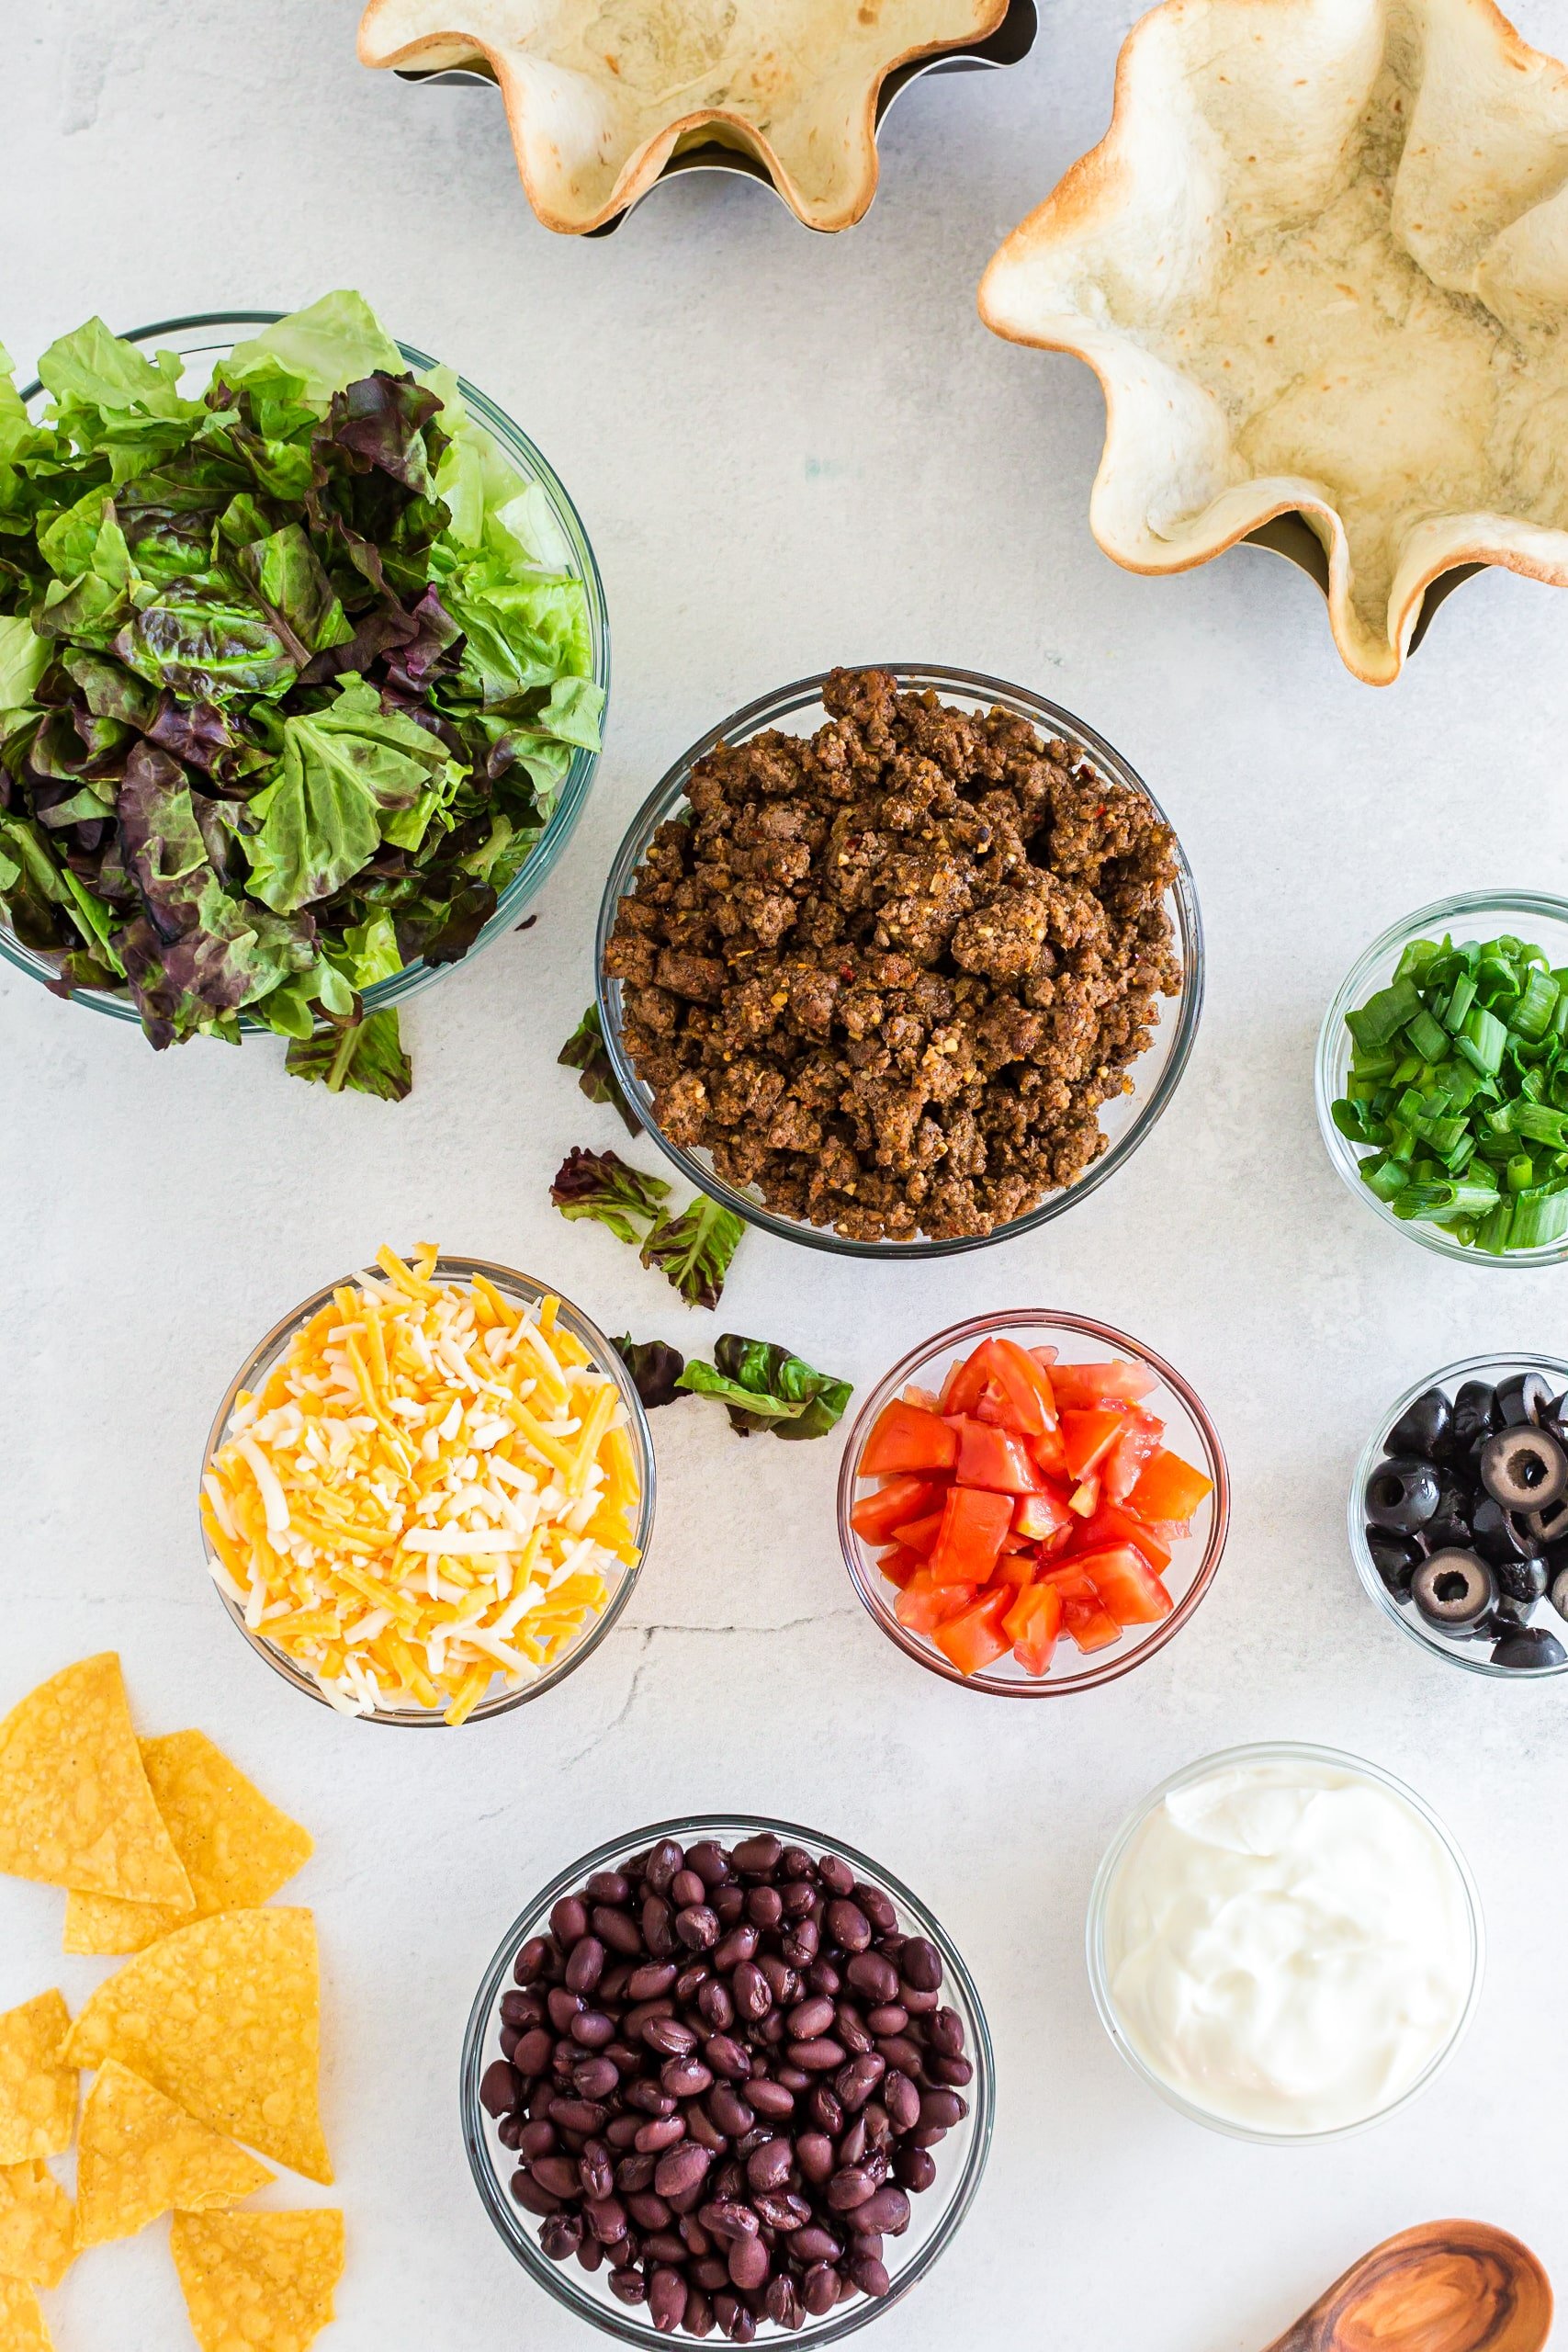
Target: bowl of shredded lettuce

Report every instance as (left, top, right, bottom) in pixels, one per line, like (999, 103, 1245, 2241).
(0, 291, 607, 1099)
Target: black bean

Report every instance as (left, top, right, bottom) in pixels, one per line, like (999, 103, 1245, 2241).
(746, 2078, 794, 2120)
(696, 1979, 736, 2032)
(707, 2086, 754, 2138)
(551, 1896, 589, 1947)
(827, 2166, 874, 2211)
(627, 2191, 673, 2231)
(547, 1987, 583, 2033)
(513, 1936, 552, 1984)
(615, 2154, 656, 2193)
(645, 2231, 688, 2266)
(900, 1936, 942, 1992)
(531, 2154, 581, 2201)
(807, 2086, 843, 2135)
(850, 2253, 891, 2299)
(547, 2098, 608, 2135)
(765, 2274, 804, 2330)
(746, 1885, 784, 1930)
(866, 2003, 908, 2037)
(753, 2191, 810, 2233)
(745, 2138, 793, 2193)
(825, 1899, 872, 1953)
(540, 2211, 582, 2261)
(928, 2007, 965, 2058)
(686, 1842, 731, 1888)
(818, 1856, 854, 1897)
(655, 2144, 713, 2201)
(480, 2059, 519, 2117)
(705, 2034, 751, 2082)
(627, 1962, 678, 2001)
(802, 2262, 840, 2317)
(932, 2054, 974, 2087)
(510, 2170, 560, 2216)
(787, 2038, 845, 2074)
(570, 2010, 615, 2050)
(714, 1927, 759, 1972)
(671, 1869, 706, 1909)
(836, 2053, 885, 2110)
(677, 1905, 720, 1951)
(686, 2286, 716, 2339)
(858, 2185, 910, 2234)
(733, 1834, 783, 1877)
(572, 2058, 619, 2102)
(649, 2267, 689, 2335)
(516, 2118, 557, 2161)
(663, 2060, 715, 2099)
(593, 1906, 643, 1958)
(642, 1896, 677, 1958)
(919, 2088, 965, 2130)
(608, 2267, 648, 2306)
(731, 1962, 772, 2022)
(496, 2115, 524, 2148)
(793, 2224, 843, 2265)
(643, 2015, 698, 2059)
(637, 2116, 687, 2154)
(645, 1839, 684, 1894)
(579, 2143, 615, 2201)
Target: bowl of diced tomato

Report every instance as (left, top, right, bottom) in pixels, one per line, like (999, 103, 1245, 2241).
(837, 1312, 1229, 1694)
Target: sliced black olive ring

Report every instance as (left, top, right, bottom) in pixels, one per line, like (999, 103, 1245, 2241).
(1480, 1424, 1568, 1513)
(1411, 1549, 1495, 1634)
(1364, 1456, 1441, 1533)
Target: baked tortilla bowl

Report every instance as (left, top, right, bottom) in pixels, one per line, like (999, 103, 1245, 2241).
(979, 0, 1568, 685)
(358, 0, 1010, 234)
(594, 663, 1203, 1261)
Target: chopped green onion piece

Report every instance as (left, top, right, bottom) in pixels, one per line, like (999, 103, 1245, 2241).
(1456, 1004, 1506, 1077)
(1517, 1102, 1568, 1148)
(1444, 972, 1477, 1032)
(1506, 1153, 1535, 1194)
(1508, 1191, 1568, 1250)
(1345, 976, 1424, 1051)
(1477, 1201, 1515, 1254)
(1361, 1155, 1409, 1202)
(1404, 1008, 1449, 1062)
(1512, 968, 1559, 1040)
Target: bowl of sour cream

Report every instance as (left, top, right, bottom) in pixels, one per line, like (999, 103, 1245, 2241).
(1086, 1743, 1483, 2142)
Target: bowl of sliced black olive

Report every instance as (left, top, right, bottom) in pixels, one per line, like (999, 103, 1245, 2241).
(1350, 1354, 1568, 1677)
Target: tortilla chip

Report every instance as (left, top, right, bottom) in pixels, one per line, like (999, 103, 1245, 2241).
(0, 2165, 72, 2290)
(0, 1996, 73, 2166)
(0, 1656, 192, 1906)
(63, 1731, 313, 1956)
(170, 2210, 344, 2352)
(0, 2278, 52, 2352)
(75, 2060, 273, 2248)
(63, 1908, 331, 2185)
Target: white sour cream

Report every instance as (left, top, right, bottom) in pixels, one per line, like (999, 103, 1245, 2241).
(1100, 1756, 1474, 2135)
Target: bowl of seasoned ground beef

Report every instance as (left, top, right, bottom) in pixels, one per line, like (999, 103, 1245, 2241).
(596, 665, 1201, 1254)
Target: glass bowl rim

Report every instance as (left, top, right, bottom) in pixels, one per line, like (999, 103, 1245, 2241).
(5, 307, 610, 1024)
(197, 1251, 654, 1726)
(1085, 1738, 1485, 2144)
(1348, 1349, 1568, 1679)
(835, 1307, 1229, 1696)
(459, 1810, 996, 2346)
(1314, 888, 1568, 1267)
(594, 661, 1203, 1259)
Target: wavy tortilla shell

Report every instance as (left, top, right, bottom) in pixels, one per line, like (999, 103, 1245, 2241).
(980, 0, 1568, 684)
(358, 0, 1008, 232)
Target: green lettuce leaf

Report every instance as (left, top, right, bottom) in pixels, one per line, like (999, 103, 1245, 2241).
(221, 291, 405, 405)
(558, 1001, 642, 1136)
(641, 1197, 746, 1310)
(113, 587, 297, 699)
(237, 522, 351, 655)
(36, 318, 200, 483)
(243, 675, 459, 912)
(550, 1146, 671, 1247)
(677, 1337, 852, 1440)
(285, 1006, 412, 1100)
(0, 614, 48, 712)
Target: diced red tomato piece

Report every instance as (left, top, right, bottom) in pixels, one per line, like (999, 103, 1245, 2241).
(889, 1510, 944, 1560)
(1027, 1422, 1070, 1480)
(1075, 1544, 1173, 1627)
(965, 1338, 1057, 1436)
(896, 1570, 976, 1634)
(1041, 1566, 1122, 1652)
(931, 1486, 1014, 1585)
(950, 1419, 1044, 1496)
(1101, 1410, 1164, 1505)
(860, 1399, 959, 1477)
(1064, 1500, 1172, 1571)
(973, 1378, 1014, 1428)
(1067, 1475, 1100, 1519)
(1050, 1361, 1159, 1410)
(1060, 1406, 1128, 1481)
(902, 1385, 943, 1411)
(931, 1589, 1012, 1677)
(1036, 1521, 1076, 1561)
(940, 1343, 992, 1419)
(1147, 1518, 1192, 1544)
(990, 1548, 1037, 1588)
(876, 1545, 923, 1589)
(851, 1475, 942, 1544)
(1003, 1580, 1062, 1676)
(1127, 1449, 1213, 1524)
(1013, 1487, 1073, 1543)
(1029, 1345, 1059, 1371)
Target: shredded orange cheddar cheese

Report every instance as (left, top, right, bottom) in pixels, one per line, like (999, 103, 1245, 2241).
(202, 1249, 641, 1724)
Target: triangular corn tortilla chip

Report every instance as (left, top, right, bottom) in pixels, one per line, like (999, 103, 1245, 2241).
(0, 1996, 73, 2166)
(0, 1657, 192, 1905)
(170, 2210, 344, 2352)
(63, 1908, 331, 2185)
(0, 2277, 53, 2352)
(0, 2164, 73, 2290)
(63, 1731, 313, 1956)
(75, 2060, 273, 2248)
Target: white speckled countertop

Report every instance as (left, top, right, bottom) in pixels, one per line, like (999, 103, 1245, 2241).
(5, 4, 1567, 2345)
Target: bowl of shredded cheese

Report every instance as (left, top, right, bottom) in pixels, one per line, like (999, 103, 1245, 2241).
(198, 1244, 653, 1725)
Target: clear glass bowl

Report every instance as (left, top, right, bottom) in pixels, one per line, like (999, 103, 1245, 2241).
(594, 664, 1202, 1259)
(836, 1310, 1229, 1696)
(5, 310, 609, 1027)
(1315, 889, 1568, 1265)
(1086, 1742, 1484, 2143)
(1350, 1351, 1568, 1680)
(460, 1814, 994, 2345)
(198, 1254, 653, 1725)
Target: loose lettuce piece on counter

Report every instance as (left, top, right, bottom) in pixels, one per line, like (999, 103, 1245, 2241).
(551, 1147, 671, 1246)
(558, 1001, 642, 1137)
(613, 1337, 686, 1412)
(640, 1196, 745, 1311)
(678, 1338, 852, 1440)
(285, 1009, 411, 1102)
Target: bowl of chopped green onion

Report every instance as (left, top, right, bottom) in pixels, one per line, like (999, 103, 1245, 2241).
(1316, 891, 1568, 1262)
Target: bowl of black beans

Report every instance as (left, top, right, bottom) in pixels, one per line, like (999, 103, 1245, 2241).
(1350, 1352, 1568, 1678)
(461, 1817, 994, 2343)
